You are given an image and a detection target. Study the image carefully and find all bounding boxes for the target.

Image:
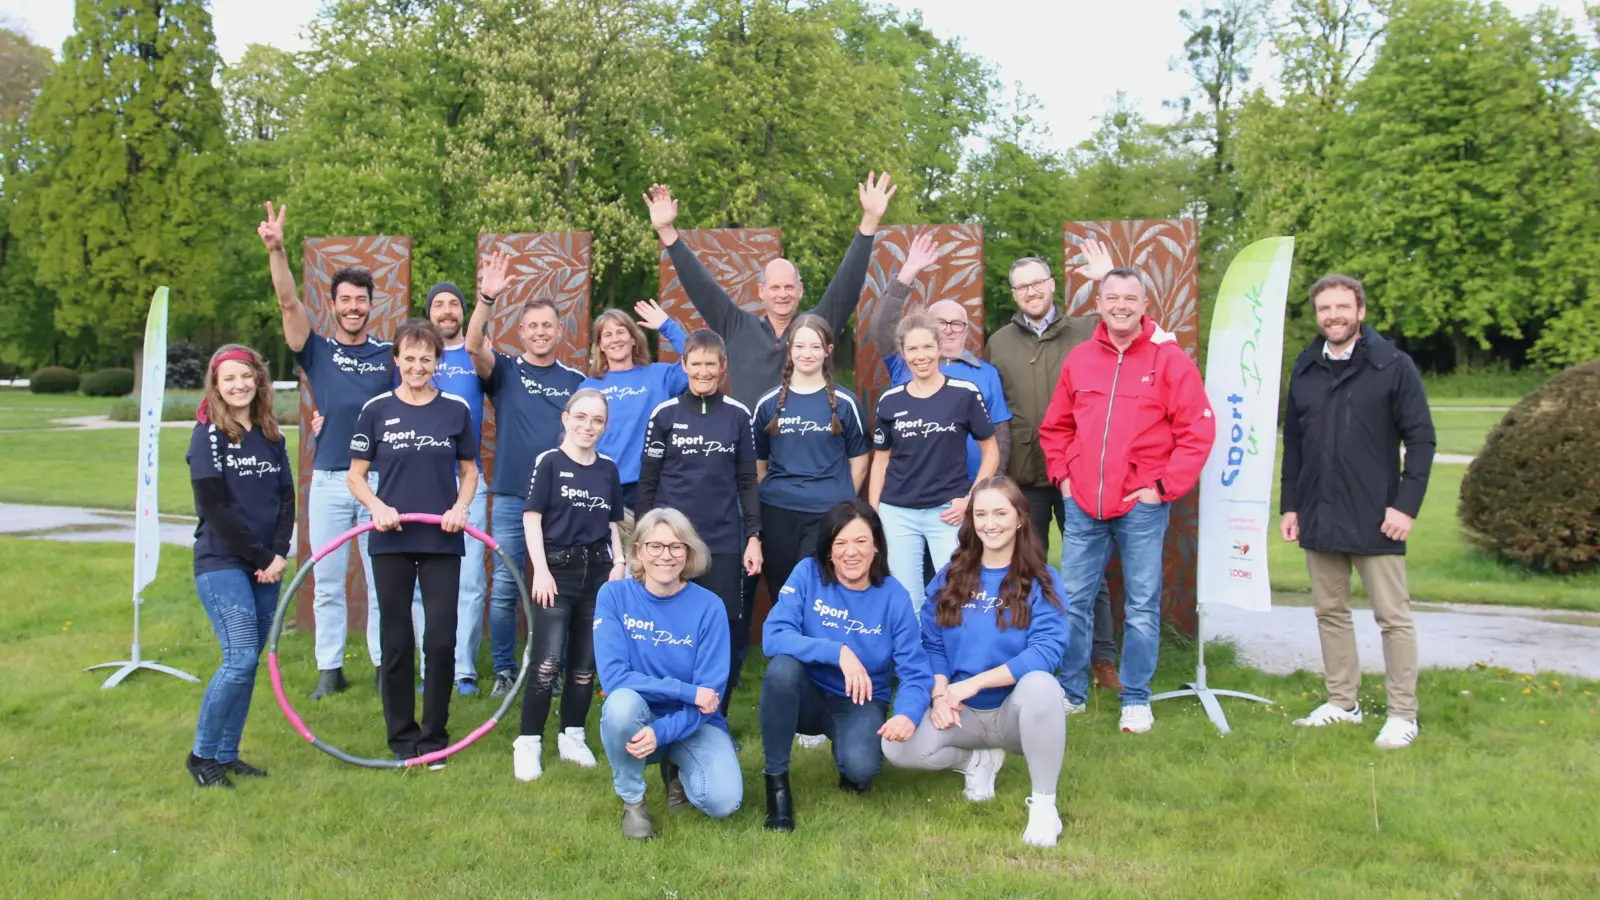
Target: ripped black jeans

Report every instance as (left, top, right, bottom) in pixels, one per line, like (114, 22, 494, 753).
(517, 540, 610, 737)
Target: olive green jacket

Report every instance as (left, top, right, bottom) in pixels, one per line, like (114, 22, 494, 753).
(983, 306, 1097, 489)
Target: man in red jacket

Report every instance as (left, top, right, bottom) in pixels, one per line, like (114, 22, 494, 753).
(1038, 268, 1215, 734)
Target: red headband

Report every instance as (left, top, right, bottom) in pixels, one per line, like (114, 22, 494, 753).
(196, 349, 261, 424)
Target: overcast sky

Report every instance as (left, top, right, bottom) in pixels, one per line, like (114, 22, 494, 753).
(2, 0, 1591, 151)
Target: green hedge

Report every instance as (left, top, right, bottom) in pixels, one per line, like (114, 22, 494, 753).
(81, 368, 135, 397)
(28, 367, 79, 394)
(108, 389, 301, 424)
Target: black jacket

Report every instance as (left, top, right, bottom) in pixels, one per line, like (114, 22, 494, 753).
(637, 389, 761, 555)
(1281, 326, 1436, 556)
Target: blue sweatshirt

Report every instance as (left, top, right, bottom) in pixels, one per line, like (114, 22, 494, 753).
(920, 565, 1069, 710)
(763, 558, 933, 723)
(593, 577, 731, 747)
(579, 319, 688, 486)
(430, 342, 486, 459)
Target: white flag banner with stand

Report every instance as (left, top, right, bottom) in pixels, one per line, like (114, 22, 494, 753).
(1152, 236, 1294, 732)
(86, 287, 197, 688)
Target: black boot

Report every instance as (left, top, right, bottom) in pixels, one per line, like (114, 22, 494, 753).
(765, 772, 795, 831)
(308, 667, 348, 701)
(186, 753, 234, 789)
(838, 774, 872, 796)
(661, 761, 689, 810)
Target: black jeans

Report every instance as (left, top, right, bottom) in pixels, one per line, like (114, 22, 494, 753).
(1022, 486, 1115, 664)
(372, 552, 461, 757)
(742, 504, 826, 680)
(519, 541, 609, 737)
(693, 552, 744, 716)
(760, 654, 887, 783)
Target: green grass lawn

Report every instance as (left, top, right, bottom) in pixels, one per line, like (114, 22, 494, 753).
(0, 390, 116, 430)
(1431, 408, 1507, 456)
(1, 537, 1596, 898)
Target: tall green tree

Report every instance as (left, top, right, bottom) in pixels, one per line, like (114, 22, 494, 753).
(0, 26, 61, 373)
(16, 0, 230, 360)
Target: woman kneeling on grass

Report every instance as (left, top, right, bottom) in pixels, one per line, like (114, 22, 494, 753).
(881, 475, 1069, 847)
(186, 344, 295, 788)
(511, 389, 627, 781)
(759, 498, 932, 831)
(594, 507, 741, 839)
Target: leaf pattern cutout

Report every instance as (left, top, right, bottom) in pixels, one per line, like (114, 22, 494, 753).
(655, 228, 782, 363)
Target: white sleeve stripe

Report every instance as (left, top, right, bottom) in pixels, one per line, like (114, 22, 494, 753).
(359, 391, 394, 411)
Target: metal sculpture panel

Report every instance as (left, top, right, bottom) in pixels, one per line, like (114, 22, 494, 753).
(655, 228, 781, 363)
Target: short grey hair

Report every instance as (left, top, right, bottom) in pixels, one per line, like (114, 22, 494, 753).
(629, 507, 711, 581)
(1008, 256, 1052, 284)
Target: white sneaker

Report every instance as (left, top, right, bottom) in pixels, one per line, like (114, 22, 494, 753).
(1119, 704, 1154, 734)
(1293, 702, 1364, 727)
(557, 727, 597, 767)
(796, 734, 828, 750)
(512, 735, 543, 781)
(1374, 717, 1419, 750)
(959, 747, 1006, 802)
(1022, 794, 1063, 847)
(1063, 698, 1087, 716)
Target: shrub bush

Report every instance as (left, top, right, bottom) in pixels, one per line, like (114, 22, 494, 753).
(28, 366, 80, 394)
(1459, 361, 1600, 573)
(107, 389, 301, 424)
(81, 367, 136, 397)
(166, 341, 208, 390)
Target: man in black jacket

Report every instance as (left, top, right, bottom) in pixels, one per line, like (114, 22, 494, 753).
(1280, 274, 1435, 750)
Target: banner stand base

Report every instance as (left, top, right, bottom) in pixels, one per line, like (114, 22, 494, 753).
(1151, 603, 1273, 735)
(85, 639, 198, 689)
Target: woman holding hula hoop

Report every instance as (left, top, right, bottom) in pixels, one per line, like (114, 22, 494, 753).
(595, 507, 741, 839)
(578, 301, 687, 529)
(759, 498, 931, 830)
(868, 312, 998, 612)
(348, 319, 480, 768)
(511, 388, 627, 781)
(881, 475, 1069, 847)
(186, 344, 295, 788)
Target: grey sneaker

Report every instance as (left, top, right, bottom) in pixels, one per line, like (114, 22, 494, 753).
(489, 671, 516, 698)
(621, 800, 655, 839)
(308, 667, 348, 701)
(662, 761, 689, 811)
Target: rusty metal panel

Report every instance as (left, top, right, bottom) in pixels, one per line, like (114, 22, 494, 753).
(655, 229, 781, 363)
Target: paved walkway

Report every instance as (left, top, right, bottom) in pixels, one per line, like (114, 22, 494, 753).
(0, 414, 297, 434)
(0, 502, 198, 548)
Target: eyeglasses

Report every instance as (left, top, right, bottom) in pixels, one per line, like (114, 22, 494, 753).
(641, 541, 687, 559)
(1010, 277, 1053, 297)
(935, 318, 968, 333)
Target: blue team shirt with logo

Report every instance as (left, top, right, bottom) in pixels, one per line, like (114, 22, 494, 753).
(592, 578, 731, 747)
(762, 557, 932, 723)
(752, 385, 869, 514)
(578, 320, 688, 486)
(921, 565, 1069, 710)
(350, 391, 479, 556)
(872, 378, 995, 509)
(523, 447, 624, 548)
(186, 423, 293, 575)
(430, 343, 486, 459)
(295, 331, 394, 471)
(885, 354, 1011, 481)
(485, 352, 585, 497)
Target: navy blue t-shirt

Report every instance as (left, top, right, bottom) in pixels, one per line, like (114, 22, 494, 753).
(485, 352, 586, 497)
(187, 423, 293, 575)
(294, 331, 393, 471)
(350, 391, 479, 556)
(872, 378, 995, 509)
(753, 385, 870, 514)
(523, 447, 624, 549)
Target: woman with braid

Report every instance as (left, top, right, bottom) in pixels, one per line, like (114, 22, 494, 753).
(751, 314, 871, 602)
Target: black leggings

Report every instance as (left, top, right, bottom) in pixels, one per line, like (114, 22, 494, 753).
(693, 552, 744, 716)
(759, 503, 826, 600)
(372, 552, 461, 757)
(518, 542, 608, 736)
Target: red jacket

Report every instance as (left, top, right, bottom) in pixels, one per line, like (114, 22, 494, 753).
(1038, 316, 1215, 520)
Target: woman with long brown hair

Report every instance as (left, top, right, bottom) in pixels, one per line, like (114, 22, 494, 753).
(186, 344, 295, 787)
(881, 475, 1069, 847)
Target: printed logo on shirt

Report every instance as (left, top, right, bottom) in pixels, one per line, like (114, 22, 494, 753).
(224, 453, 283, 478)
(671, 422, 689, 430)
(385, 417, 401, 426)
(520, 372, 573, 399)
(961, 590, 1004, 614)
(331, 347, 387, 375)
(813, 597, 883, 637)
(603, 384, 649, 400)
(559, 470, 575, 479)
(645, 440, 666, 459)
(891, 417, 960, 439)
(623, 613, 693, 648)
(669, 433, 735, 455)
(559, 485, 611, 511)
(381, 429, 455, 452)
(436, 361, 475, 380)
(350, 434, 371, 453)
(872, 427, 888, 448)
(775, 415, 832, 436)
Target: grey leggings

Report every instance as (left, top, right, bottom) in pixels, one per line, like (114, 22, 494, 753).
(881, 670, 1066, 795)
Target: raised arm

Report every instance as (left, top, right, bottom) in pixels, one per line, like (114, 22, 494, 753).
(870, 232, 939, 361)
(634, 299, 689, 357)
(467, 250, 511, 380)
(813, 172, 897, 337)
(259, 202, 310, 353)
(645, 184, 744, 339)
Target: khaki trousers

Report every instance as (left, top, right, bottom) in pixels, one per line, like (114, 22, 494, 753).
(1304, 550, 1419, 721)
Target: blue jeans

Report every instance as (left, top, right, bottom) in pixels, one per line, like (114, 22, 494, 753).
(410, 479, 490, 680)
(599, 688, 742, 816)
(1058, 499, 1171, 705)
(307, 469, 381, 669)
(760, 654, 887, 783)
(877, 502, 959, 612)
(487, 491, 528, 675)
(192, 568, 279, 762)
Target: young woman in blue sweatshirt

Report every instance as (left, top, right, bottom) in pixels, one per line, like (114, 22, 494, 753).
(578, 301, 688, 519)
(882, 475, 1070, 848)
(594, 507, 741, 839)
(186, 345, 295, 788)
(637, 328, 762, 717)
(758, 498, 932, 831)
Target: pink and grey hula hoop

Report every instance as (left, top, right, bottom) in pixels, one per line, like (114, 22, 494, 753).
(266, 512, 534, 769)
